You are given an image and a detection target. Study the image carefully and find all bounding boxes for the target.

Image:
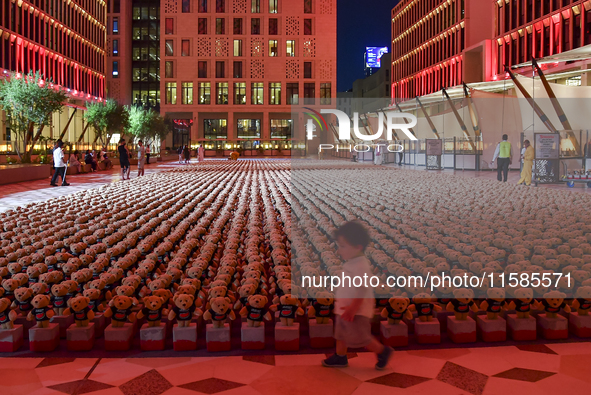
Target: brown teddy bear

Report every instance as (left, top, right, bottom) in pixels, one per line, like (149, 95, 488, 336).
(83, 288, 105, 313)
(63, 296, 95, 327)
(50, 283, 70, 316)
(381, 296, 413, 325)
(479, 288, 507, 320)
(0, 297, 17, 329)
(1, 278, 19, 303)
(270, 294, 304, 326)
(168, 293, 199, 327)
(27, 294, 55, 328)
(104, 295, 137, 327)
(137, 295, 169, 327)
(535, 290, 571, 318)
(239, 295, 272, 327)
(11, 287, 34, 316)
(572, 286, 591, 315)
(446, 288, 479, 320)
(307, 291, 335, 324)
(410, 293, 442, 322)
(508, 288, 535, 318)
(234, 283, 257, 310)
(203, 296, 236, 328)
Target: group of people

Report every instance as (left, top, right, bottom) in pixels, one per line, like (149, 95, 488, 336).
(491, 134, 534, 186)
(119, 139, 150, 180)
(177, 144, 205, 164)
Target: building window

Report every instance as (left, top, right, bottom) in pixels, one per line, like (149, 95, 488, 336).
(166, 82, 177, 105)
(182, 83, 194, 104)
(271, 119, 292, 139)
(114, 0, 121, 13)
(269, 83, 281, 105)
(165, 61, 174, 78)
(269, 18, 278, 35)
(166, 18, 174, 34)
(304, 0, 312, 14)
(269, 0, 278, 13)
(320, 83, 331, 105)
(234, 40, 243, 56)
(216, 61, 225, 78)
(233, 61, 243, 78)
(198, 18, 208, 34)
(182, 0, 191, 13)
(237, 119, 261, 138)
(251, 18, 261, 34)
(251, 0, 261, 13)
(286, 40, 295, 56)
(112, 61, 119, 77)
(252, 82, 264, 104)
(198, 61, 208, 78)
(234, 18, 243, 34)
(113, 40, 119, 55)
(199, 0, 208, 12)
(165, 40, 174, 56)
(113, 17, 119, 34)
(199, 82, 211, 104)
(269, 40, 278, 56)
(304, 62, 312, 78)
(234, 82, 246, 104)
(286, 83, 299, 104)
(182, 40, 191, 56)
(216, 0, 225, 12)
(304, 83, 315, 104)
(216, 18, 226, 34)
(216, 82, 229, 104)
(204, 119, 228, 139)
(304, 18, 312, 35)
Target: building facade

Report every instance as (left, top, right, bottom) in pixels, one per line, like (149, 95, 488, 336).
(0, 0, 107, 151)
(352, 52, 392, 115)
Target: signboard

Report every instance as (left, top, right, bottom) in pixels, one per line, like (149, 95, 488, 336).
(365, 47, 389, 68)
(426, 139, 443, 156)
(535, 133, 560, 159)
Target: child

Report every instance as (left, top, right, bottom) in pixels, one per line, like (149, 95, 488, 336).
(322, 221, 393, 369)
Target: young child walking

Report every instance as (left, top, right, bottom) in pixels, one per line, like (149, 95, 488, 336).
(322, 221, 394, 369)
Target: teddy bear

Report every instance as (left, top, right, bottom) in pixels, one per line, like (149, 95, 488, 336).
(570, 286, 591, 315)
(446, 288, 479, 320)
(63, 296, 95, 327)
(168, 293, 199, 327)
(103, 295, 137, 327)
(534, 290, 571, 319)
(234, 283, 257, 310)
(479, 288, 507, 320)
(1, 278, 19, 302)
(137, 295, 169, 327)
(508, 288, 535, 318)
(409, 293, 442, 322)
(203, 296, 236, 328)
(83, 288, 105, 313)
(270, 294, 304, 326)
(381, 296, 413, 325)
(307, 291, 335, 324)
(27, 294, 55, 328)
(50, 283, 70, 316)
(11, 287, 34, 316)
(239, 294, 272, 327)
(0, 297, 17, 329)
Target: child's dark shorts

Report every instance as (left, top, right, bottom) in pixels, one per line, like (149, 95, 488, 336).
(334, 315, 372, 348)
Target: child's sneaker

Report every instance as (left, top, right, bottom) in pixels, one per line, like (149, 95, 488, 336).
(376, 346, 394, 370)
(322, 354, 348, 368)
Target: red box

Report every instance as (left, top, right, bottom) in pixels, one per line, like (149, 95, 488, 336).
(66, 323, 95, 351)
(0, 325, 24, 352)
(29, 323, 60, 352)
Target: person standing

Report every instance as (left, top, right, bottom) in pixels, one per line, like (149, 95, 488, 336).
(177, 146, 183, 163)
(198, 144, 205, 162)
(146, 145, 151, 164)
(183, 145, 191, 164)
(50, 140, 70, 186)
(517, 140, 534, 186)
(373, 145, 383, 165)
(137, 140, 146, 177)
(491, 134, 513, 182)
(118, 139, 131, 180)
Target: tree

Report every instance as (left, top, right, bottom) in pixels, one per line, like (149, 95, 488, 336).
(127, 106, 172, 149)
(84, 99, 129, 149)
(0, 71, 67, 162)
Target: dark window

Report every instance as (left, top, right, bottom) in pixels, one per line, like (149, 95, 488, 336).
(165, 40, 174, 56)
(199, 0, 208, 12)
(586, 10, 591, 45)
(269, 18, 278, 35)
(113, 17, 119, 34)
(216, 61, 225, 78)
(574, 14, 581, 48)
(166, 18, 174, 34)
(251, 18, 260, 34)
(526, 0, 532, 22)
(563, 16, 570, 51)
(216, 0, 225, 13)
(304, 83, 315, 104)
(165, 61, 174, 78)
(182, 40, 190, 56)
(113, 39, 118, 55)
(304, 0, 312, 14)
(234, 18, 243, 34)
(304, 62, 312, 78)
(198, 61, 208, 78)
(286, 83, 299, 105)
(304, 18, 312, 35)
(114, 0, 120, 13)
(233, 61, 243, 78)
(112, 61, 119, 77)
(199, 18, 208, 34)
(183, 0, 191, 13)
(216, 18, 225, 34)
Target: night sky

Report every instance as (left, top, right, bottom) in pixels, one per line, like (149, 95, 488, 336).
(337, 0, 399, 92)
